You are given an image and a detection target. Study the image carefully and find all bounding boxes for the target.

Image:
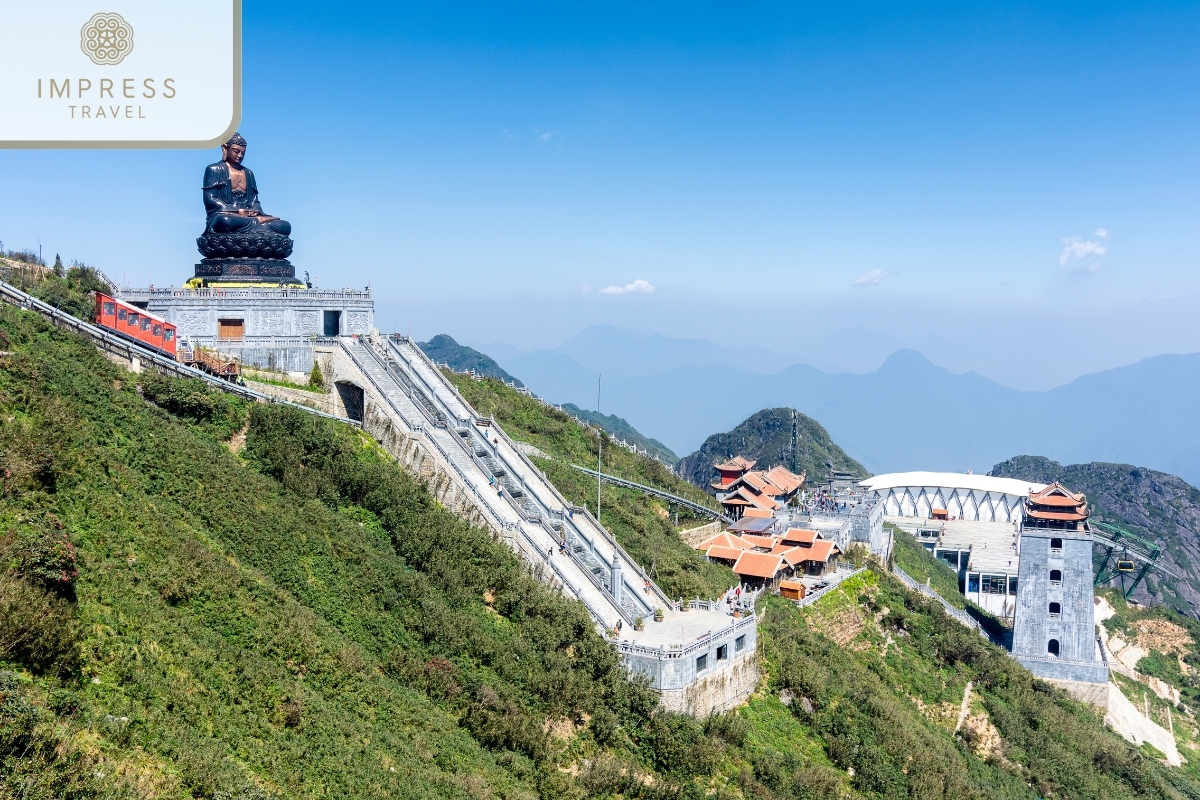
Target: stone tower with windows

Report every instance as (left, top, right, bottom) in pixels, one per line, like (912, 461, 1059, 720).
(1011, 483, 1108, 684)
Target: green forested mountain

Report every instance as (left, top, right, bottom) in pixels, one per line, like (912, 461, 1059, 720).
(418, 334, 524, 387)
(560, 403, 679, 466)
(1, 301, 1195, 798)
(677, 408, 870, 490)
(991, 455, 1200, 617)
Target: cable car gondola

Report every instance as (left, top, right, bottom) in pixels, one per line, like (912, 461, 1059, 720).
(1116, 559, 1137, 572)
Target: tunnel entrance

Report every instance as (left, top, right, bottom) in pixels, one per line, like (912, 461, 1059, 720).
(335, 381, 365, 422)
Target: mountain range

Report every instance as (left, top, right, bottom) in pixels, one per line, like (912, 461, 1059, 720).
(481, 326, 1200, 486)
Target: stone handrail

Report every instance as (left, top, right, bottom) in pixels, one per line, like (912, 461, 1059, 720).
(388, 334, 666, 616)
(350, 340, 627, 626)
(892, 564, 983, 634)
(795, 567, 868, 608)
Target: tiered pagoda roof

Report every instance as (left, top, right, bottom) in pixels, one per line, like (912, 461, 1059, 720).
(1023, 482, 1089, 529)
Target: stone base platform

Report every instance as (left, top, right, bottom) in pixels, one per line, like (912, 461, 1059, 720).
(194, 257, 299, 285)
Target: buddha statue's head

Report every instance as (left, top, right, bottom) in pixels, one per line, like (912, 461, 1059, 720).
(222, 132, 248, 166)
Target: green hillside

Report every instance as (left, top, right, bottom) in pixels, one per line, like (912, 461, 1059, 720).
(418, 334, 524, 388)
(560, 403, 678, 466)
(990, 455, 1200, 616)
(677, 408, 870, 490)
(1, 303, 1196, 798)
(443, 372, 731, 601)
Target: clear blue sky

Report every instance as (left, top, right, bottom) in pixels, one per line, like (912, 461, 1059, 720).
(2, 1, 1197, 389)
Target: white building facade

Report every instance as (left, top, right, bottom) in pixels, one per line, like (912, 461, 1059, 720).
(859, 472, 1046, 523)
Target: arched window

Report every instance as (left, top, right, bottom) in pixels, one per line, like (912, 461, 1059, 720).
(1048, 639, 1060, 657)
(1048, 602, 1061, 618)
(1050, 538, 1063, 552)
(1049, 569, 1062, 584)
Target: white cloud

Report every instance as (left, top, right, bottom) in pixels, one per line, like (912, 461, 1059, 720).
(1059, 235, 1107, 267)
(1094, 227, 1109, 238)
(853, 269, 890, 286)
(600, 279, 655, 295)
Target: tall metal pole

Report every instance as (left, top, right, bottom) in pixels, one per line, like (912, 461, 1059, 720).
(596, 373, 602, 522)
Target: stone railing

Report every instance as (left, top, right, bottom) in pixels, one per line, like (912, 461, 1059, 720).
(614, 613, 757, 660)
(892, 564, 983, 634)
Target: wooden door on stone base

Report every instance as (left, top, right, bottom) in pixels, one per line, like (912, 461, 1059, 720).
(217, 318, 244, 340)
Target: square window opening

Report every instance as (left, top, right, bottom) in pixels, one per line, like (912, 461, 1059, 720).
(696, 654, 708, 672)
(716, 644, 728, 662)
(735, 635, 746, 653)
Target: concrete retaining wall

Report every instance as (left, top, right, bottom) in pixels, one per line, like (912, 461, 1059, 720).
(659, 651, 759, 717)
(679, 521, 722, 548)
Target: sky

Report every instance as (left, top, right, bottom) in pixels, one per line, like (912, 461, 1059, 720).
(2, 1, 1198, 390)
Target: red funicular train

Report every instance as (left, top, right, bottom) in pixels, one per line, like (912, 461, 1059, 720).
(94, 292, 178, 357)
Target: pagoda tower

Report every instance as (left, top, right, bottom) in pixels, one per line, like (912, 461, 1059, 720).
(1011, 483, 1108, 685)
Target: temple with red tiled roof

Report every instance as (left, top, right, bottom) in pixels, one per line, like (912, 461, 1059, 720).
(710, 458, 805, 519)
(712, 456, 756, 488)
(1024, 483, 1088, 530)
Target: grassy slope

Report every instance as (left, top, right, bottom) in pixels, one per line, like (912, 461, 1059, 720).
(889, 523, 967, 610)
(0, 308, 656, 798)
(444, 372, 735, 601)
(559, 404, 678, 467)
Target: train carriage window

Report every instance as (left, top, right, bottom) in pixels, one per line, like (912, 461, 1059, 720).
(163, 329, 175, 342)
(102, 302, 115, 316)
(152, 324, 162, 337)
(117, 308, 127, 321)
(141, 318, 151, 331)
(128, 312, 139, 326)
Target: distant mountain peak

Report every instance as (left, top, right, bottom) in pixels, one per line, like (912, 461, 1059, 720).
(678, 407, 868, 489)
(418, 334, 524, 388)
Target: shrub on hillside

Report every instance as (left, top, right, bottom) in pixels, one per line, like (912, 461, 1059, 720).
(7, 514, 77, 594)
(141, 372, 246, 439)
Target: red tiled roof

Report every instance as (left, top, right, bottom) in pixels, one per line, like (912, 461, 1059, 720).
(695, 531, 754, 552)
(741, 534, 779, 550)
(801, 540, 838, 563)
(742, 508, 773, 519)
(714, 456, 756, 472)
(1029, 495, 1083, 507)
(1026, 509, 1088, 521)
(764, 466, 805, 494)
(706, 545, 744, 562)
(1029, 482, 1084, 504)
(722, 486, 779, 510)
(733, 551, 785, 579)
(771, 545, 807, 566)
(781, 528, 819, 546)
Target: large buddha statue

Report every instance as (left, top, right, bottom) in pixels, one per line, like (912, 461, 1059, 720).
(194, 132, 297, 284)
